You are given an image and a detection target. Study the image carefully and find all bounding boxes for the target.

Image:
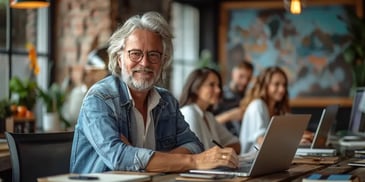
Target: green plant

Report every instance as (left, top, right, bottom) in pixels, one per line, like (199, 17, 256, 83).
(341, 11, 365, 87)
(0, 99, 12, 119)
(9, 76, 38, 109)
(196, 49, 220, 70)
(37, 83, 71, 127)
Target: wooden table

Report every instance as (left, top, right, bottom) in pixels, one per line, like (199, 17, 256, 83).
(37, 158, 365, 182)
(108, 158, 365, 182)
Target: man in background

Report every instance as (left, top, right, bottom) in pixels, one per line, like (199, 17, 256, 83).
(213, 60, 254, 137)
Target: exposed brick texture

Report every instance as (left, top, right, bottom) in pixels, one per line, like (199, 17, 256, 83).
(54, 0, 170, 87)
(54, 0, 117, 83)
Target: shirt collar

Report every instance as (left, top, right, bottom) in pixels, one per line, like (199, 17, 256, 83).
(126, 87, 161, 109)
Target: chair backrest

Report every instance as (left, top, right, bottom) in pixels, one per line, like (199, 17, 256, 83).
(5, 131, 74, 182)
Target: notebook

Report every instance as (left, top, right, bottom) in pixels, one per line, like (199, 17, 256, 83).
(37, 173, 150, 182)
(189, 114, 311, 177)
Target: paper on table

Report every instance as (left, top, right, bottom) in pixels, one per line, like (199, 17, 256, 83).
(37, 173, 150, 182)
(348, 159, 365, 167)
(292, 156, 339, 164)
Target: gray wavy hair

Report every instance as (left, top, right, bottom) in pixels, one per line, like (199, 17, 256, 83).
(107, 11, 174, 81)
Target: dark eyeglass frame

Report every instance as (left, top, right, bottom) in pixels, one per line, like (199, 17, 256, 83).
(127, 49, 163, 64)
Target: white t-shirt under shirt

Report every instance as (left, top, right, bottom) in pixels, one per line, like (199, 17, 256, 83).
(239, 99, 270, 154)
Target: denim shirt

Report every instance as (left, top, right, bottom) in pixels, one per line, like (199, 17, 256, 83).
(70, 75, 203, 173)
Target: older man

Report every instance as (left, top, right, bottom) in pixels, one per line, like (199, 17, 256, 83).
(70, 12, 238, 173)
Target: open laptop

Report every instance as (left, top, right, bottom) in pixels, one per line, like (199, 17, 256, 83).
(310, 105, 339, 148)
(338, 87, 365, 148)
(347, 87, 365, 136)
(298, 105, 339, 149)
(190, 114, 311, 177)
(296, 105, 339, 156)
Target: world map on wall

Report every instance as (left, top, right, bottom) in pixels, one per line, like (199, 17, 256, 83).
(225, 6, 353, 98)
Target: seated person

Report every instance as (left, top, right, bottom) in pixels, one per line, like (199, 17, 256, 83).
(212, 60, 254, 137)
(70, 12, 239, 173)
(239, 66, 313, 154)
(179, 67, 241, 154)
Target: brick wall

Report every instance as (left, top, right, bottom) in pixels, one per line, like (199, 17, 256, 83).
(54, 0, 118, 83)
(54, 0, 170, 86)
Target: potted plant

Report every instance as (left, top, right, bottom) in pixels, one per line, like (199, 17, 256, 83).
(37, 83, 70, 131)
(341, 11, 365, 89)
(0, 99, 12, 136)
(9, 76, 38, 110)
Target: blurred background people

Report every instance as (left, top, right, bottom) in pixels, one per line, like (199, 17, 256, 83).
(180, 67, 241, 154)
(239, 66, 312, 154)
(213, 60, 254, 137)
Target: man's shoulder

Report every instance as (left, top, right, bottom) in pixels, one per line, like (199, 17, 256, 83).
(86, 75, 126, 100)
(155, 86, 172, 97)
(222, 86, 242, 100)
(89, 76, 118, 91)
(154, 86, 178, 104)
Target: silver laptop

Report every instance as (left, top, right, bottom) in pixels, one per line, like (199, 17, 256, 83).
(347, 87, 365, 135)
(296, 105, 339, 156)
(338, 87, 365, 148)
(310, 105, 339, 148)
(190, 114, 311, 177)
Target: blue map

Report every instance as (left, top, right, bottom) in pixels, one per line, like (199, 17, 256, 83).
(225, 6, 353, 98)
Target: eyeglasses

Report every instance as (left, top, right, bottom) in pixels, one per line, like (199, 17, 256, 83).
(127, 49, 162, 64)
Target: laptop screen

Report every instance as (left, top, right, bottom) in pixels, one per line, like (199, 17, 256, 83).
(348, 87, 365, 134)
(311, 105, 339, 148)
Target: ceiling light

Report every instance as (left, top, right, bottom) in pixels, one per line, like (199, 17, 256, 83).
(290, 0, 302, 14)
(10, 0, 49, 9)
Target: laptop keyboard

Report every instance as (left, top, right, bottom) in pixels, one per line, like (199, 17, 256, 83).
(236, 165, 251, 172)
(216, 163, 252, 173)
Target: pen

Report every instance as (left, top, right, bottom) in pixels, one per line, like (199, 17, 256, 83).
(211, 139, 224, 148)
(254, 145, 260, 151)
(68, 175, 99, 180)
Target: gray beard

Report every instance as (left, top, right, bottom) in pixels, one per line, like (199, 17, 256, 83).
(121, 65, 160, 92)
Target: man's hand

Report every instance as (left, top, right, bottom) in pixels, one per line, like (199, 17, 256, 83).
(192, 146, 239, 169)
(120, 135, 131, 145)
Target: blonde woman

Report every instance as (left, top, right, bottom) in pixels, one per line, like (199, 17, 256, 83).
(239, 66, 312, 154)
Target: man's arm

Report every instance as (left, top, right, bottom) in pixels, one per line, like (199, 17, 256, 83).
(169, 146, 192, 154)
(145, 146, 239, 172)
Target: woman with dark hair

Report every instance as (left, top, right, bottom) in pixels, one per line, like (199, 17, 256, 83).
(180, 67, 241, 154)
(239, 66, 312, 154)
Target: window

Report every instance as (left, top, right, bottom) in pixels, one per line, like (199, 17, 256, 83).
(0, 0, 50, 101)
(171, 2, 199, 98)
